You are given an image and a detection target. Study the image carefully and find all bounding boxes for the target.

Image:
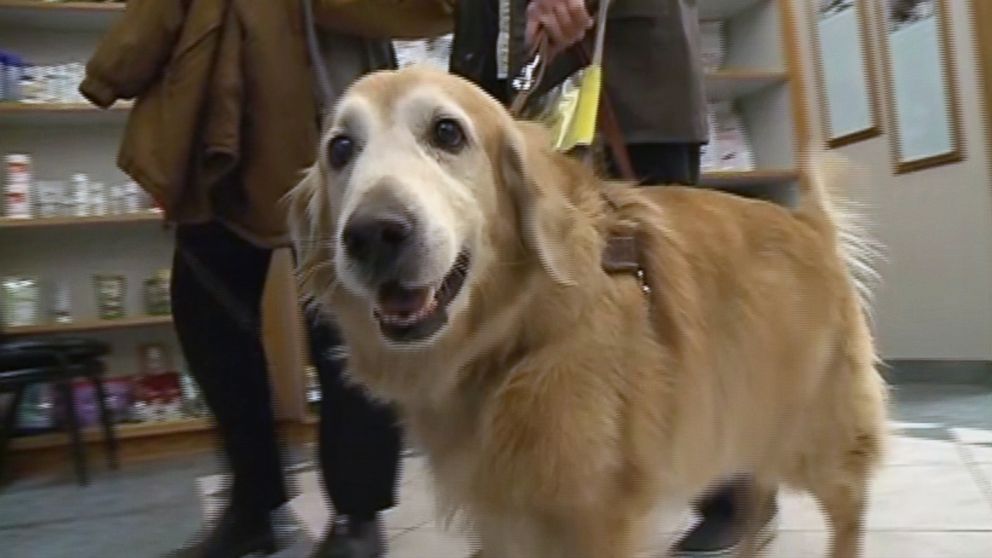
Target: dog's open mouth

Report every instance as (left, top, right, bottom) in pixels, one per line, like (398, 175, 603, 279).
(373, 251, 471, 343)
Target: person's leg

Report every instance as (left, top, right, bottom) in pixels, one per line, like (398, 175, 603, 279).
(675, 476, 778, 556)
(306, 310, 402, 558)
(169, 221, 285, 557)
(622, 142, 702, 186)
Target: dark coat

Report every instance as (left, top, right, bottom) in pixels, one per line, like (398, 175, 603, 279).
(450, 0, 708, 145)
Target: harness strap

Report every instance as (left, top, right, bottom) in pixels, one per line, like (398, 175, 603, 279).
(599, 193, 651, 295)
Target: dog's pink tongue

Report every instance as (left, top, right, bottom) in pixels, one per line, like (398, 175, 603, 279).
(377, 283, 433, 316)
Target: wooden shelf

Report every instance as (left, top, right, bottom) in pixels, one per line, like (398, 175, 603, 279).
(10, 417, 212, 451)
(0, 102, 130, 126)
(705, 69, 789, 102)
(0, 1, 124, 30)
(699, 0, 765, 21)
(699, 168, 799, 188)
(0, 211, 163, 229)
(3, 314, 173, 336)
(0, 102, 128, 113)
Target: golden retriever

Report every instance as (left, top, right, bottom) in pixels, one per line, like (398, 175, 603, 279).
(288, 66, 888, 558)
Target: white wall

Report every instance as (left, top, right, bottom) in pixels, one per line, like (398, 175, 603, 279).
(791, 0, 992, 360)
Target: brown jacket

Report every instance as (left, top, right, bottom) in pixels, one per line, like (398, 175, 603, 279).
(81, 0, 453, 247)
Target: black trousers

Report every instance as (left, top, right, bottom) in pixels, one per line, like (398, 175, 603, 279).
(171, 221, 401, 518)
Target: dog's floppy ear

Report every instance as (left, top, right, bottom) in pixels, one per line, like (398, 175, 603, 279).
(500, 123, 579, 286)
(285, 163, 336, 302)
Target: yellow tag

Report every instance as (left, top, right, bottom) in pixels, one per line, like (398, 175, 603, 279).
(557, 64, 602, 151)
(547, 88, 579, 149)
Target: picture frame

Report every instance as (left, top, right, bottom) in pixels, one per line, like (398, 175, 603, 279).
(877, 0, 964, 173)
(808, 0, 883, 148)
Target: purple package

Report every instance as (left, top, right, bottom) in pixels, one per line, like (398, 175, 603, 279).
(70, 380, 99, 427)
(57, 378, 134, 427)
(103, 377, 134, 423)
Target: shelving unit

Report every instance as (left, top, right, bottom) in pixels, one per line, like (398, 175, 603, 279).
(0, 210, 162, 229)
(0, 101, 130, 112)
(2, 314, 172, 336)
(699, 168, 799, 188)
(697, 0, 808, 196)
(700, 0, 767, 21)
(0, 102, 131, 126)
(704, 69, 789, 102)
(0, 0, 123, 30)
(0, 1, 193, 468)
(10, 417, 211, 451)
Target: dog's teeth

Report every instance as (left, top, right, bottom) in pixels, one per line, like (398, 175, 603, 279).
(378, 296, 438, 328)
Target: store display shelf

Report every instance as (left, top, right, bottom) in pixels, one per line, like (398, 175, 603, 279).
(0, 211, 163, 229)
(699, 0, 765, 21)
(10, 417, 212, 451)
(3, 314, 173, 336)
(0, 101, 128, 112)
(0, 102, 130, 126)
(705, 69, 789, 102)
(699, 168, 799, 188)
(0, 1, 124, 31)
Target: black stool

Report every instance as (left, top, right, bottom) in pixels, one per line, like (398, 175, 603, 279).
(0, 337, 119, 486)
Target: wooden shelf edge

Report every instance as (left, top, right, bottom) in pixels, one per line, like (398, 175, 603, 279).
(0, 211, 164, 229)
(0, 102, 130, 114)
(10, 417, 213, 451)
(699, 0, 765, 22)
(700, 168, 800, 186)
(3, 315, 173, 336)
(0, 1, 124, 13)
(706, 69, 789, 80)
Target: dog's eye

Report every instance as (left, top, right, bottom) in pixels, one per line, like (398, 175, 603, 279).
(327, 135, 355, 170)
(431, 118, 466, 152)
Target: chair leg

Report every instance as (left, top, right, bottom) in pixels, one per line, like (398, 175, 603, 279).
(58, 380, 88, 486)
(90, 376, 119, 470)
(0, 387, 26, 486)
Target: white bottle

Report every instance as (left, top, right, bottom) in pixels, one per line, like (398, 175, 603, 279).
(71, 173, 89, 217)
(53, 280, 72, 324)
(89, 181, 107, 216)
(4, 154, 33, 219)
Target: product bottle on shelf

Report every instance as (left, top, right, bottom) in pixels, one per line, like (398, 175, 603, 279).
(4, 154, 33, 219)
(71, 173, 90, 217)
(53, 280, 72, 324)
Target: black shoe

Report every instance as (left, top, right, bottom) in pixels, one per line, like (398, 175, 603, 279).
(164, 506, 277, 558)
(672, 501, 778, 557)
(310, 515, 386, 558)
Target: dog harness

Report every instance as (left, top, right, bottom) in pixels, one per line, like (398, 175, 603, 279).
(600, 194, 651, 296)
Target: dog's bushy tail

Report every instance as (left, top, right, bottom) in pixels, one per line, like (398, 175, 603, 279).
(798, 150, 885, 320)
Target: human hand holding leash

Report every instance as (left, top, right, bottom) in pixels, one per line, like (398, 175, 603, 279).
(525, 0, 593, 56)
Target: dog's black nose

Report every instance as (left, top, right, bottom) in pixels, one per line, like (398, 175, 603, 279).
(342, 212, 414, 274)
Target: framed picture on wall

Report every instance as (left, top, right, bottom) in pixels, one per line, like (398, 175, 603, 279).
(808, 0, 883, 148)
(877, 0, 964, 173)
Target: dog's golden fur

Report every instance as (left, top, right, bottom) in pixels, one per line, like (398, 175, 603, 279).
(288, 67, 888, 558)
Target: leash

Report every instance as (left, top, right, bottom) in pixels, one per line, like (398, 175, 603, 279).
(508, 3, 648, 292)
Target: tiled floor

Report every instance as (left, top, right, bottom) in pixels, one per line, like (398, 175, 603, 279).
(3, 383, 992, 557)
